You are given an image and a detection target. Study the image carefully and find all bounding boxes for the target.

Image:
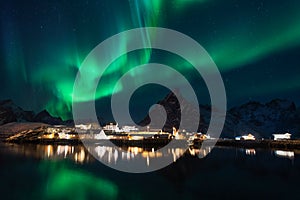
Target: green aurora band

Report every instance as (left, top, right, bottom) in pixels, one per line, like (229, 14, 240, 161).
(1, 0, 300, 119)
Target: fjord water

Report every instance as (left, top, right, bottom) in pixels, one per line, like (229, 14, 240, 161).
(0, 143, 299, 200)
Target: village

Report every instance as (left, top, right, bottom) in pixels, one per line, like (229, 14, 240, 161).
(5, 121, 300, 153)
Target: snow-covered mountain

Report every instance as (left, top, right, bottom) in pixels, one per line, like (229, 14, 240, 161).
(1, 97, 299, 138)
(223, 99, 300, 138)
(140, 93, 300, 138)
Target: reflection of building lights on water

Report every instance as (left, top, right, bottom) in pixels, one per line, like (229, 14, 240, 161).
(93, 145, 188, 166)
(245, 149, 256, 156)
(274, 150, 294, 159)
(142, 151, 163, 158)
(128, 147, 143, 155)
(146, 156, 150, 166)
(95, 146, 106, 158)
(64, 145, 68, 158)
(108, 149, 112, 163)
(46, 145, 53, 157)
(74, 149, 86, 163)
(171, 149, 176, 162)
(188, 147, 212, 158)
(42, 144, 88, 163)
(114, 149, 118, 164)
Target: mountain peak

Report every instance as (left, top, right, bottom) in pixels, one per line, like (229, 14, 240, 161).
(33, 110, 65, 125)
(139, 91, 203, 132)
(266, 99, 296, 111)
(0, 99, 67, 126)
(0, 99, 34, 125)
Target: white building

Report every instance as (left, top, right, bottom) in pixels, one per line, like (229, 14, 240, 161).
(235, 133, 255, 141)
(103, 123, 122, 132)
(272, 133, 291, 140)
(75, 124, 92, 130)
(122, 125, 138, 132)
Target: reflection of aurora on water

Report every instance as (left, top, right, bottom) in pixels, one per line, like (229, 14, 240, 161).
(2, 142, 300, 199)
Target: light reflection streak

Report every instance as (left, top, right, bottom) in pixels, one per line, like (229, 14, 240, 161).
(4, 143, 217, 167)
(4, 144, 92, 164)
(92, 145, 211, 166)
(274, 150, 295, 159)
(189, 146, 212, 158)
(245, 149, 256, 156)
(14, 143, 216, 166)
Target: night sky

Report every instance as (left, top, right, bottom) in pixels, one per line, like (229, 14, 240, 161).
(1, 0, 300, 120)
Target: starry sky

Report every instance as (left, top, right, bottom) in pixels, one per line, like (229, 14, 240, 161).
(0, 0, 300, 120)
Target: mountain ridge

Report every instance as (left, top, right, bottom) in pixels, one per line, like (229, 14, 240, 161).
(0, 99, 69, 126)
(1, 96, 299, 138)
(139, 93, 300, 138)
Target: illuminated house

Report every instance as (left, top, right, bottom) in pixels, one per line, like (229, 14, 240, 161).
(188, 133, 210, 142)
(122, 125, 138, 132)
(75, 124, 92, 130)
(103, 123, 122, 133)
(41, 126, 78, 140)
(235, 133, 255, 141)
(272, 133, 291, 140)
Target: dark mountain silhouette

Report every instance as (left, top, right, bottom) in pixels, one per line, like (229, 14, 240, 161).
(139, 91, 208, 133)
(33, 110, 68, 125)
(0, 99, 34, 125)
(0, 99, 68, 125)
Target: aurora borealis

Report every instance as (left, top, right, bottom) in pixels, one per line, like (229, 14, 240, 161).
(1, 0, 300, 120)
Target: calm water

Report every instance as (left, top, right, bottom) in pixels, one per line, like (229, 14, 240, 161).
(0, 143, 299, 200)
